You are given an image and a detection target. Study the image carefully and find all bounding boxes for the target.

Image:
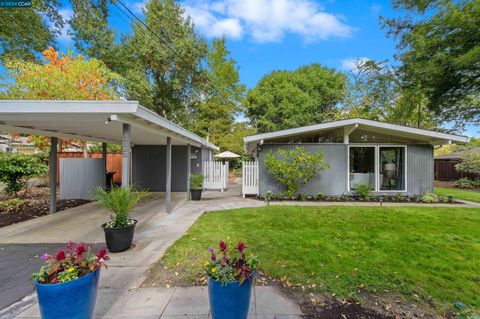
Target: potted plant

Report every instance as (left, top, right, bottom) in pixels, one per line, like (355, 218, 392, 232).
(93, 186, 149, 253)
(190, 173, 204, 201)
(205, 241, 258, 319)
(32, 243, 109, 319)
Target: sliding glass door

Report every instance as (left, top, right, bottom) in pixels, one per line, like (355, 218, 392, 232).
(349, 146, 407, 192)
(379, 147, 406, 191)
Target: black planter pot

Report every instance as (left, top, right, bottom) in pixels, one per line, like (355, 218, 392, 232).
(101, 219, 137, 253)
(190, 189, 202, 201)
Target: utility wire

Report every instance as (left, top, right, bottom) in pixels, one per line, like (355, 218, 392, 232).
(111, 0, 240, 108)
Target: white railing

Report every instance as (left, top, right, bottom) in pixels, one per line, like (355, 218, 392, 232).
(203, 161, 229, 191)
(242, 161, 259, 197)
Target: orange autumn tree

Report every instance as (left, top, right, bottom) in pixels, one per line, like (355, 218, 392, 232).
(1, 47, 122, 152)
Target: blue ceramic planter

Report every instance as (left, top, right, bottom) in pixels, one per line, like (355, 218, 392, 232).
(35, 269, 100, 319)
(207, 275, 253, 319)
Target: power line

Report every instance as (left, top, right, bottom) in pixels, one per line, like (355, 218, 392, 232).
(111, 0, 240, 108)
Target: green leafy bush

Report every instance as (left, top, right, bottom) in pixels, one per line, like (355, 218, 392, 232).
(190, 173, 204, 190)
(0, 153, 48, 197)
(355, 184, 372, 201)
(455, 150, 480, 175)
(93, 186, 149, 228)
(454, 177, 479, 189)
(265, 147, 329, 197)
(0, 198, 28, 213)
(421, 193, 439, 203)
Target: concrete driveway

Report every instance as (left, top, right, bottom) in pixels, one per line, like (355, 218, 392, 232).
(0, 192, 186, 311)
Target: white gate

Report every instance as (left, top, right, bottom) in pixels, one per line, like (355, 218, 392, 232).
(203, 161, 229, 191)
(242, 161, 259, 197)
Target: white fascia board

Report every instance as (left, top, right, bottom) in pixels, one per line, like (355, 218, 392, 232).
(0, 100, 139, 113)
(244, 118, 469, 145)
(133, 105, 219, 150)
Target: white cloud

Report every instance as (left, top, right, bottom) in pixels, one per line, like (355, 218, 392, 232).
(58, 8, 73, 44)
(182, 0, 353, 42)
(131, 0, 147, 14)
(340, 57, 369, 71)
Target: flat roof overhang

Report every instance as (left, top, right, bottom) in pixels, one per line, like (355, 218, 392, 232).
(0, 100, 219, 150)
(244, 118, 470, 153)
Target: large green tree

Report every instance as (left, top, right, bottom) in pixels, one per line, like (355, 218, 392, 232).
(119, 0, 208, 128)
(194, 38, 245, 149)
(0, 0, 64, 63)
(384, 0, 480, 128)
(246, 64, 346, 133)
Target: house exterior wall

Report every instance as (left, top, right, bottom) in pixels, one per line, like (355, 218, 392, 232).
(60, 158, 104, 200)
(258, 143, 434, 197)
(132, 145, 201, 192)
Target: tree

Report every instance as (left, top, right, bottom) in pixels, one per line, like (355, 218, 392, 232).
(0, 47, 121, 153)
(456, 150, 480, 175)
(218, 122, 256, 156)
(0, 0, 64, 63)
(194, 38, 246, 149)
(0, 153, 48, 197)
(246, 64, 346, 133)
(119, 0, 208, 128)
(265, 147, 330, 197)
(383, 0, 480, 129)
(69, 0, 115, 61)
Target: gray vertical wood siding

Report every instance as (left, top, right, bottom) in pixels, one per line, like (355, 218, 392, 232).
(132, 145, 191, 191)
(259, 144, 347, 196)
(258, 143, 434, 197)
(60, 158, 104, 200)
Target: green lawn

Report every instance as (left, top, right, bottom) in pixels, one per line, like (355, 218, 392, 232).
(158, 206, 480, 312)
(435, 187, 480, 203)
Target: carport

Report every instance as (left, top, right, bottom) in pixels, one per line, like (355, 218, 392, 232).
(0, 100, 218, 213)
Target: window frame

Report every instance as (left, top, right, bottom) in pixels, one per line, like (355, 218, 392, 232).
(347, 144, 408, 193)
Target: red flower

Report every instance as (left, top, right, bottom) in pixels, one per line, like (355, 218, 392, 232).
(96, 248, 109, 260)
(55, 249, 66, 261)
(219, 241, 227, 252)
(237, 242, 247, 252)
(66, 241, 73, 253)
(75, 243, 86, 256)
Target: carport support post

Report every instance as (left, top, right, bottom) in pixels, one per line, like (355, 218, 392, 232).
(49, 137, 58, 214)
(122, 123, 131, 188)
(166, 137, 172, 213)
(102, 143, 107, 188)
(186, 144, 191, 200)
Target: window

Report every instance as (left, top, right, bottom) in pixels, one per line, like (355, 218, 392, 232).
(379, 147, 405, 191)
(349, 147, 375, 190)
(348, 145, 407, 192)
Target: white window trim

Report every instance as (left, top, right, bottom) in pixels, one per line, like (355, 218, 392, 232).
(347, 144, 408, 193)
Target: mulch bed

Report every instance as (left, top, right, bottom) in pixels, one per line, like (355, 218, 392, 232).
(0, 187, 90, 228)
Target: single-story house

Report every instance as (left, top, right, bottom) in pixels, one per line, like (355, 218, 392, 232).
(244, 118, 469, 197)
(434, 148, 480, 181)
(0, 100, 218, 213)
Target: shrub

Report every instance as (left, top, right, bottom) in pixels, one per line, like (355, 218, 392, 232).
(190, 173, 204, 190)
(265, 147, 329, 197)
(421, 193, 439, 203)
(455, 150, 480, 175)
(454, 177, 479, 189)
(315, 192, 324, 201)
(0, 198, 28, 213)
(355, 184, 372, 201)
(0, 153, 48, 197)
(93, 186, 149, 228)
(447, 195, 454, 203)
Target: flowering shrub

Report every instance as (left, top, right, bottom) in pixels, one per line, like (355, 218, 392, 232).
(32, 242, 109, 284)
(205, 241, 258, 285)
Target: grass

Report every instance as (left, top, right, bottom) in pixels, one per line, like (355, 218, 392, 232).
(158, 206, 480, 312)
(435, 187, 480, 203)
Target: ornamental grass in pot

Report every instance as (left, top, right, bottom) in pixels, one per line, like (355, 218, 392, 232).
(93, 186, 149, 253)
(205, 241, 258, 319)
(190, 173, 204, 201)
(32, 243, 109, 319)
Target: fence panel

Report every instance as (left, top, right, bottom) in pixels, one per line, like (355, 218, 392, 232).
(242, 161, 259, 197)
(203, 161, 229, 191)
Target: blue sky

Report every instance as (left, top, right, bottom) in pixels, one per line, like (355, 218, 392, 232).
(8, 0, 480, 136)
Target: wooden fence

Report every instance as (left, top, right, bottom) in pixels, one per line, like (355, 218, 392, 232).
(56, 152, 122, 185)
(434, 159, 478, 181)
